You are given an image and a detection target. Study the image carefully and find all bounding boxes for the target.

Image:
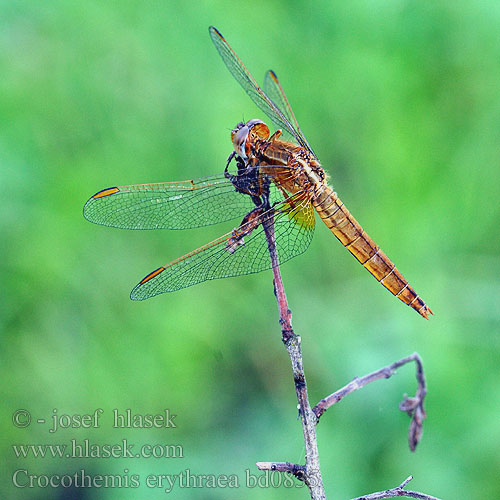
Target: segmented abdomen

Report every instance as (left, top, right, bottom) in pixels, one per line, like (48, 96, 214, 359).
(312, 185, 432, 319)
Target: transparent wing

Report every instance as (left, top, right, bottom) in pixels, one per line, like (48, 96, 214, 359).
(264, 70, 315, 155)
(83, 173, 261, 230)
(130, 193, 315, 299)
(209, 26, 316, 157)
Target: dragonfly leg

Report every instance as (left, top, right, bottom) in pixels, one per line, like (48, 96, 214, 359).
(225, 173, 272, 254)
(223, 150, 274, 254)
(268, 129, 282, 142)
(260, 175, 271, 209)
(226, 204, 266, 253)
(225, 153, 266, 205)
(225, 150, 236, 171)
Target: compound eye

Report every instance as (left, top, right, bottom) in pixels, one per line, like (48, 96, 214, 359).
(246, 119, 270, 139)
(232, 126, 249, 158)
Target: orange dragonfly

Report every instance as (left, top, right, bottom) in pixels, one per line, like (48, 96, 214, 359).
(83, 26, 432, 319)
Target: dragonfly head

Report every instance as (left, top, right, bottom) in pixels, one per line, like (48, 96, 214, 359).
(231, 119, 270, 159)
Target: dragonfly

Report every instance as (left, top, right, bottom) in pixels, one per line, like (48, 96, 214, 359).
(83, 26, 432, 319)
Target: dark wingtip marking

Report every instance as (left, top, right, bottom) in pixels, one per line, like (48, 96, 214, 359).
(209, 26, 224, 40)
(269, 70, 278, 82)
(139, 267, 165, 285)
(92, 187, 119, 199)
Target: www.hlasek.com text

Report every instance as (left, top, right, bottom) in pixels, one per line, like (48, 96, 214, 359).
(13, 439, 183, 459)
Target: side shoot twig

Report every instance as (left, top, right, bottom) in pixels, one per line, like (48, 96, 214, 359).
(349, 476, 441, 500)
(313, 353, 427, 451)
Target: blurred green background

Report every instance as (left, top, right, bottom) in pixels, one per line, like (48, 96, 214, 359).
(1, 1, 499, 499)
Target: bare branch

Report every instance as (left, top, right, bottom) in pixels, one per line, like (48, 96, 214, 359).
(313, 353, 427, 451)
(259, 210, 438, 500)
(350, 476, 441, 500)
(261, 213, 326, 500)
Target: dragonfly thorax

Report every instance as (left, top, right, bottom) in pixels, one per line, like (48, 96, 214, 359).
(231, 119, 270, 159)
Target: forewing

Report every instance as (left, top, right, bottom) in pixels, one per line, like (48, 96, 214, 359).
(264, 70, 316, 156)
(83, 174, 258, 230)
(209, 26, 314, 155)
(130, 193, 315, 299)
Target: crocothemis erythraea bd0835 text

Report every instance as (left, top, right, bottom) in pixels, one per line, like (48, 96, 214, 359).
(83, 26, 432, 319)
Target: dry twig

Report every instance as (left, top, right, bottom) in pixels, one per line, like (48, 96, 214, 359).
(350, 476, 441, 500)
(313, 353, 427, 451)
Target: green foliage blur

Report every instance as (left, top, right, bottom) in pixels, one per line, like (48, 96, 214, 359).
(1, 1, 499, 499)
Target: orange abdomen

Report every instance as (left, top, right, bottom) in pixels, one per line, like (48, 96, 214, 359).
(312, 185, 432, 319)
